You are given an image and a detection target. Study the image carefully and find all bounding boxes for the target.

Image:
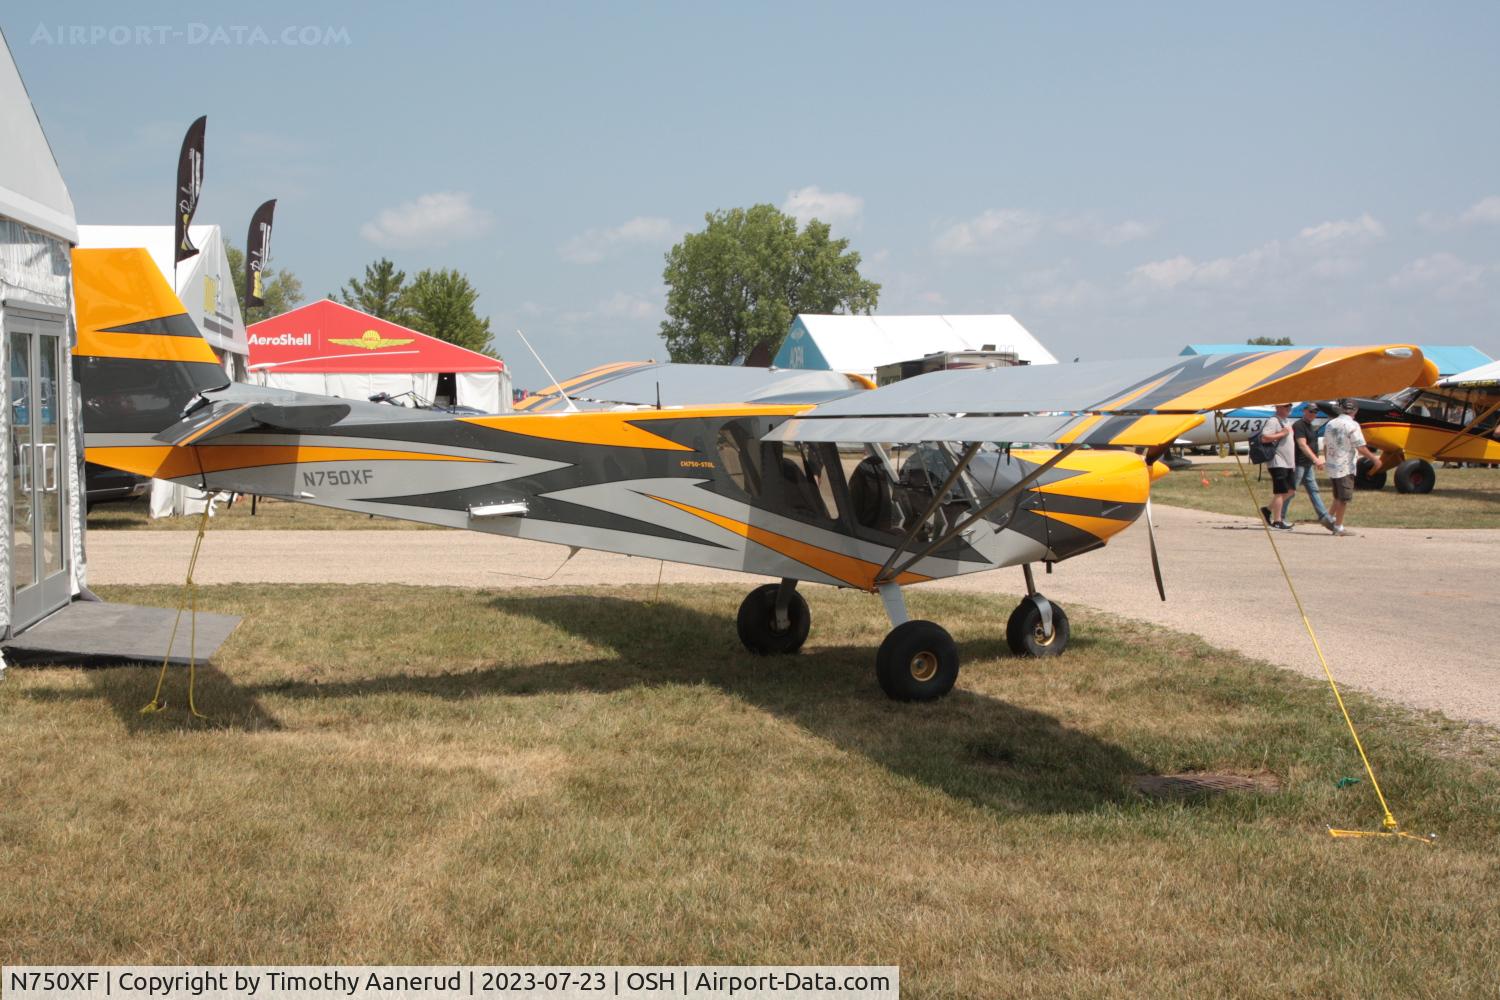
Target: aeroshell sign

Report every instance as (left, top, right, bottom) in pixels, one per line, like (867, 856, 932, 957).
(244, 300, 506, 376)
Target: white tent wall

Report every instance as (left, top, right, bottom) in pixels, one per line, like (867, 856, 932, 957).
(456, 370, 507, 413)
(255, 370, 439, 404)
(1, 29, 86, 643)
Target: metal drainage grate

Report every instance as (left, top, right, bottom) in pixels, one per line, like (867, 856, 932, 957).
(1132, 772, 1281, 798)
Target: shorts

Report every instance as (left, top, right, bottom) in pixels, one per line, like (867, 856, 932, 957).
(1269, 466, 1295, 495)
(1331, 475, 1355, 502)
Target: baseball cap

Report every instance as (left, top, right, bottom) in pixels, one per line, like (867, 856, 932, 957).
(1338, 398, 1358, 414)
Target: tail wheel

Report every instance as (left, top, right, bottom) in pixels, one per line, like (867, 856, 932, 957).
(1354, 457, 1387, 491)
(876, 620, 959, 702)
(736, 584, 810, 655)
(1006, 599, 1070, 658)
(1394, 458, 1436, 494)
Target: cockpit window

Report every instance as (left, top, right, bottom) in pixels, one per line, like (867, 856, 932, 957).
(716, 420, 763, 497)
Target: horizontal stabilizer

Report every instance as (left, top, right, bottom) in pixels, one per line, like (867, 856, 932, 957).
(154, 399, 351, 446)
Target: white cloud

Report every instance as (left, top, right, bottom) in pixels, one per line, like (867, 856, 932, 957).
(560, 289, 663, 326)
(1130, 214, 1384, 294)
(360, 192, 492, 248)
(937, 209, 1151, 254)
(560, 216, 676, 264)
(1460, 195, 1500, 226)
(781, 186, 864, 228)
(935, 209, 1046, 254)
(1387, 253, 1487, 298)
(1295, 212, 1384, 246)
(596, 292, 657, 320)
(1054, 216, 1155, 246)
(1130, 255, 1198, 290)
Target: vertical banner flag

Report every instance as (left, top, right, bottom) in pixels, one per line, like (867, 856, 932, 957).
(174, 115, 206, 263)
(245, 199, 277, 308)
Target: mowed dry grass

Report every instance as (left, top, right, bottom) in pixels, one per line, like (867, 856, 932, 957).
(1153, 462, 1500, 529)
(3, 584, 1498, 998)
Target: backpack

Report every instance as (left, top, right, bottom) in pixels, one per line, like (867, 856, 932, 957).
(1247, 418, 1281, 465)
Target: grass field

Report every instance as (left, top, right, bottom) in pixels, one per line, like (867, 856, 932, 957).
(1152, 462, 1500, 529)
(3, 583, 1498, 997)
(88, 496, 442, 530)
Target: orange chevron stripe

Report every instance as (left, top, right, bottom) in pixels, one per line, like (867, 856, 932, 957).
(74, 329, 221, 364)
(175, 404, 252, 446)
(1035, 508, 1135, 543)
(462, 405, 809, 451)
(1103, 413, 1204, 446)
(86, 444, 483, 480)
(648, 494, 929, 591)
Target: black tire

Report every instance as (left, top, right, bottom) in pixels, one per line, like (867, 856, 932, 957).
(736, 584, 810, 655)
(876, 620, 959, 701)
(1394, 458, 1436, 494)
(1005, 599, 1071, 657)
(1354, 457, 1387, 491)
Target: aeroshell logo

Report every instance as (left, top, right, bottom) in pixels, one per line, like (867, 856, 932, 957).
(250, 332, 313, 346)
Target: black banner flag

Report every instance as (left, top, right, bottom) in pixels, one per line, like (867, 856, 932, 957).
(245, 199, 277, 308)
(174, 115, 206, 264)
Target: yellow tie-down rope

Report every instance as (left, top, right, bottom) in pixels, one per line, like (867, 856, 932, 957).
(1211, 415, 1433, 844)
(140, 493, 213, 719)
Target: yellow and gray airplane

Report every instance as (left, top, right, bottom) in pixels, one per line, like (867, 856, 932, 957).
(74, 248, 1437, 701)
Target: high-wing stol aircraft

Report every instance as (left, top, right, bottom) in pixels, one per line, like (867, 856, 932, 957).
(75, 249, 1436, 701)
(1343, 360, 1500, 493)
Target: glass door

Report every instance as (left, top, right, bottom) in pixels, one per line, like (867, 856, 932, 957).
(9, 313, 70, 630)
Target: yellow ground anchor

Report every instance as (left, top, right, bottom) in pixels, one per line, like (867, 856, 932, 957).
(1212, 416, 1433, 845)
(140, 499, 212, 719)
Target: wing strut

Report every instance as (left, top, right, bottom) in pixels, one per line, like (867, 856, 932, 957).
(876, 444, 1080, 585)
(872, 441, 984, 583)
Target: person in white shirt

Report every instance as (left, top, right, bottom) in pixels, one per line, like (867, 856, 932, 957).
(1322, 399, 1382, 536)
(1259, 403, 1297, 530)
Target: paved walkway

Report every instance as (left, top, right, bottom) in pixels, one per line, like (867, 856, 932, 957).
(85, 506, 1500, 728)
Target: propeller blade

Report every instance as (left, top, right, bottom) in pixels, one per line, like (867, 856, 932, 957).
(1146, 498, 1166, 602)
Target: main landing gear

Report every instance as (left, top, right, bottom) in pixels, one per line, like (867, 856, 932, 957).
(874, 584, 959, 702)
(734, 563, 1071, 703)
(736, 579, 810, 655)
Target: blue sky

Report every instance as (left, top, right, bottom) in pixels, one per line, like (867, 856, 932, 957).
(6, 2, 1498, 386)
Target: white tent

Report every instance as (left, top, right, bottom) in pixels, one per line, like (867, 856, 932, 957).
(76, 224, 249, 379)
(0, 29, 88, 643)
(773, 314, 1057, 380)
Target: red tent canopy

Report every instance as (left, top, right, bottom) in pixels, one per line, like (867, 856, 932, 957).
(246, 300, 503, 374)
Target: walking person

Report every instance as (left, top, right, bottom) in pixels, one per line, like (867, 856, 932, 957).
(1323, 398, 1382, 537)
(1286, 403, 1336, 532)
(1259, 402, 1297, 530)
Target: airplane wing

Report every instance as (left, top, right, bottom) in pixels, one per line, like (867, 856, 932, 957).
(767, 345, 1436, 447)
(1436, 359, 1500, 390)
(515, 361, 869, 412)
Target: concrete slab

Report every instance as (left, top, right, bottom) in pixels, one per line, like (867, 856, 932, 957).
(3, 600, 240, 666)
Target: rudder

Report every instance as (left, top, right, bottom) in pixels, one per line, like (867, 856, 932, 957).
(72, 247, 228, 436)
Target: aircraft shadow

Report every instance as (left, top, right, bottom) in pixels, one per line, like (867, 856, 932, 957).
(1424, 487, 1500, 507)
(23, 659, 283, 734)
(252, 593, 1148, 818)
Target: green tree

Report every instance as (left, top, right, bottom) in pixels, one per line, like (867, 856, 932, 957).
(339, 258, 410, 322)
(660, 204, 880, 364)
(403, 268, 495, 356)
(226, 242, 304, 324)
(1246, 336, 1294, 346)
